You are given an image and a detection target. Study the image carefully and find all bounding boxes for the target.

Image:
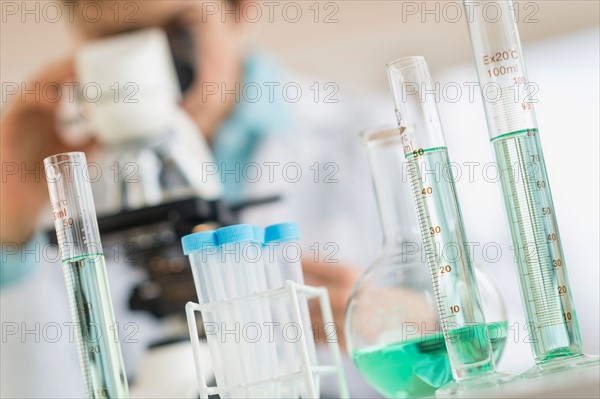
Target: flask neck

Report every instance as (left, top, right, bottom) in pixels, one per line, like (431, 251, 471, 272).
(363, 127, 420, 253)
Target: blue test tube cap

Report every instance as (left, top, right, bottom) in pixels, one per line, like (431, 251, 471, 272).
(253, 226, 265, 245)
(264, 222, 300, 243)
(216, 224, 256, 245)
(181, 231, 217, 255)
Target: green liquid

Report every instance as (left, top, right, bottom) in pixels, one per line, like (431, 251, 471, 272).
(492, 130, 581, 361)
(405, 148, 495, 373)
(352, 322, 508, 398)
(63, 255, 129, 398)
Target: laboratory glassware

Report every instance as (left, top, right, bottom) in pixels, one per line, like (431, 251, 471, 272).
(182, 231, 244, 398)
(215, 225, 279, 398)
(183, 224, 349, 399)
(44, 152, 129, 399)
(184, 271, 350, 399)
(264, 223, 320, 397)
(464, 0, 599, 376)
(387, 57, 511, 395)
(345, 126, 508, 398)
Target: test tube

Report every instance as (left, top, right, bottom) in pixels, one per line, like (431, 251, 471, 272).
(464, 0, 599, 375)
(387, 58, 510, 394)
(182, 231, 238, 397)
(215, 225, 278, 398)
(247, 226, 269, 294)
(215, 224, 268, 297)
(264, 223, 306, 284)
(265, 223, 319, 392)
(44, 152, 129, 399)
(262, 224, 298, 398)
(264, 223, 320, 397)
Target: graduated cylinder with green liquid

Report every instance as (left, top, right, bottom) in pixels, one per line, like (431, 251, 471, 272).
(464, 0, 599, 376)
(387, 56, 512, 396)
(45, 152, 129, 398)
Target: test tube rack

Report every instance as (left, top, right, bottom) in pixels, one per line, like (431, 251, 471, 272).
(185, 280, 349, 399)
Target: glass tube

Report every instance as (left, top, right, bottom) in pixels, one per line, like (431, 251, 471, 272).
(464, 0, 598, 376)
(215, 225, 278, 398)
(387, 57, 510, 395)
(45, 152, 129, 398)
(183, 231, 239, 397)
(264, 223, 319, 397)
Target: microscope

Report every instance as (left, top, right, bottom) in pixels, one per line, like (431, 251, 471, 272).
(49, 28, 275, 395)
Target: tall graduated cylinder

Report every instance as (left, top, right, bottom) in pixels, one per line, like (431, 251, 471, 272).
(45, 152, 129, 398)
(387, 57, 496, 381)
(464, 0, 582, 363)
